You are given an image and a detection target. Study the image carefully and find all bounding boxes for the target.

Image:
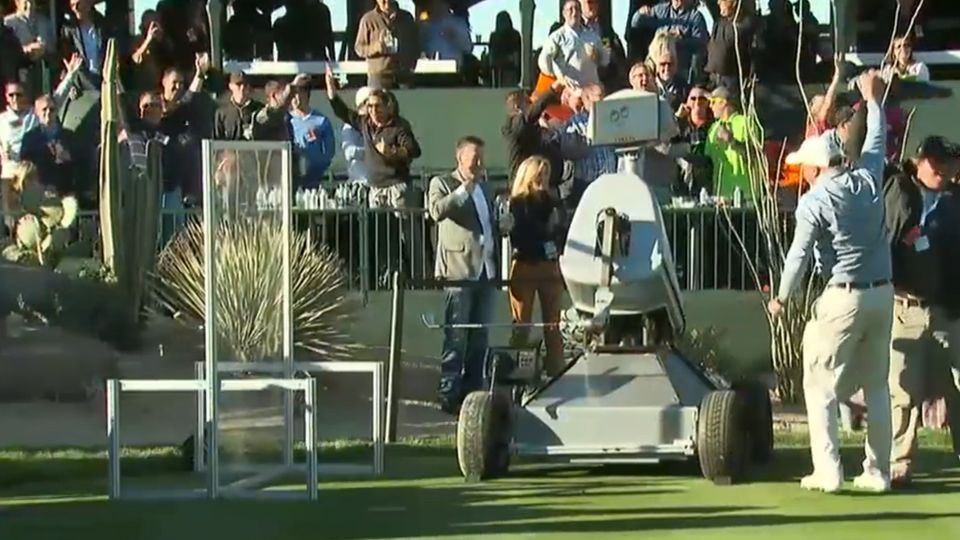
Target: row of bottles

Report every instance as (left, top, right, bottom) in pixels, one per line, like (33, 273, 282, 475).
(255, 185, 370, 210)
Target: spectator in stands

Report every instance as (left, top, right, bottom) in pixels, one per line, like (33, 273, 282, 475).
(806, 56, 845, 138)
(502, 80, 565, 193)
(288, 75, 335, 188)
(506, 155, 565, 376)
(274, 0, 336, 62)
(59, 0, 112, 90)
(223, 1, 274, 61)
(253, 79, 296, 141)
(326, 65, 423, 283)
(20, 93, 75, 195)
(676, 85, 713, 151)
(343, 87, 371, 184)
(420, 0, 472, 63)
(630, 0, 708, 79)
(539, 0, 609, 88)
(674, 84, 714, 195)
(563, 84, 617, 206)
(157, 52, 208, 161)
(0, 3, 26, 107)
(550, 0, 628, 91)
(0, 55, 80, 183)
(130, 10, 172, 91)
(1, 160, 41, 229)
(488, 11, 521, 87)
(628, 60, 656, 92)
(325, 65, 420, 206)
(4, 0, 57, 96)
(647, 32, 688, 111)
(705, 0, 757, 92)
(355, 0, 420, 90)
(881, 35, 930, 83)
(214, 71, 261, 141)
(704, 85, 754, 198)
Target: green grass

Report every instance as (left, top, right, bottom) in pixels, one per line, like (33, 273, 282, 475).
(1, 431, 959, 540)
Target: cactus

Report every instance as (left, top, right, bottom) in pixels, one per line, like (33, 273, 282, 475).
(2, 181, 80, 268)
(98, 38, 163, 335)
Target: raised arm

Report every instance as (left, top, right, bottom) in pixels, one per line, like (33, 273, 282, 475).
(324, 65, 361, 128)
(428, 175, 470, 222)
(856, 70, 888, 188)
(52, 54, 83, 105)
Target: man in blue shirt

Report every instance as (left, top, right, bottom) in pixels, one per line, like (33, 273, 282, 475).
(770, 69, 893, 494)
(630, 0, 708, 77)
(289, 77, 335, 188)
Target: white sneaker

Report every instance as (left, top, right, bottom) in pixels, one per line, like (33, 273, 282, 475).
(800, 473, 842, 493)
(853, 472, 890, 493)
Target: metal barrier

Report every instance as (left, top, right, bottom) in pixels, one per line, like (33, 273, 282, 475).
(8, 204, 773, 295)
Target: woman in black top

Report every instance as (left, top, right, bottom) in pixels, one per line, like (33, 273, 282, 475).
(507, 156, 565, 376)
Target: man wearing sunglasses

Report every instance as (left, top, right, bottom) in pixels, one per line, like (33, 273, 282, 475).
(0, 54, 81, 183)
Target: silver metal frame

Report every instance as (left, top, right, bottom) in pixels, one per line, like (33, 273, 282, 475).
(194, 361, 385, 477)
(106, 378, 318, 500)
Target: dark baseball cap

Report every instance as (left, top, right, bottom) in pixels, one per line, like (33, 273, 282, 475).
(916, 136, 960, 162)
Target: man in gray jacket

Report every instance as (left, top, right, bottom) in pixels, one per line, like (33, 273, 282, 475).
(428, 136, 502, 414)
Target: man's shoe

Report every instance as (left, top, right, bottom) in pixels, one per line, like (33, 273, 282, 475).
(853, 472, 891, 493)
(891, 472, 913, 488)
(437, 394, 461, 416)
(800, 473, 842, 493)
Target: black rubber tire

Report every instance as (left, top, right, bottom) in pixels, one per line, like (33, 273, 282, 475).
(697, 389, 748, 485)
(456, 390, 511, 481)
(733, 380, 775, 464)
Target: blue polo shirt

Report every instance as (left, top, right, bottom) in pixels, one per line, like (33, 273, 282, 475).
(289, 109, 335, 187)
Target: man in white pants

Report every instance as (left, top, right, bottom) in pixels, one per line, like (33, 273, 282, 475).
(768, 69, 894, 493)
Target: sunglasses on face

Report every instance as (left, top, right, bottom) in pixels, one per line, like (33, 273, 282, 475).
(6, 92, 22, 98)
(689, 96, 708, 102)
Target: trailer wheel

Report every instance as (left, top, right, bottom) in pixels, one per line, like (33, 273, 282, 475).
(697, 389, 748, 485)
(457, 390, 511, 481)
(733, 380, 774, 464)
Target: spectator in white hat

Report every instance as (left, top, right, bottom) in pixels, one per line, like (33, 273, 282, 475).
(770, 69, 894, 494)
(342, 86, 372, 184)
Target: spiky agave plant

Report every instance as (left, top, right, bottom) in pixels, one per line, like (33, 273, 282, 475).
(152, 219, 361, 363)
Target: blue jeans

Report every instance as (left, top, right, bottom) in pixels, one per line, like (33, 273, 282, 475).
(438, 274, 495, 403)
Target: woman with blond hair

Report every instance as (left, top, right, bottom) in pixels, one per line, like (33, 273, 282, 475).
(507, 155, 565, 376)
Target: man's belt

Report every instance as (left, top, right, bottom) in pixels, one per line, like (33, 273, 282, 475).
(827, 279, 891, 291)
(894, 294, 928, 308)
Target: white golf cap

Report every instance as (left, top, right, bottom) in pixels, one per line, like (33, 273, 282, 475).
(785, 132, 844, 168)
(355, 86, 372, 108)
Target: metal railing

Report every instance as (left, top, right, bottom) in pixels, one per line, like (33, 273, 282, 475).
(10, 203, 772, 295)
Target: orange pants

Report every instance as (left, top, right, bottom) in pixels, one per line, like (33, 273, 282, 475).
(508, 260, 564, 376)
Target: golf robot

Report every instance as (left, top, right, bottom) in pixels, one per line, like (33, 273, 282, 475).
(423, 89, 773, 484)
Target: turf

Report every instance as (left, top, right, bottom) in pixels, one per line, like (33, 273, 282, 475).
(1, 431, 959, 540)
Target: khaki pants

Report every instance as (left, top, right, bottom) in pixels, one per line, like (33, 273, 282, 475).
(889, 300, 960, 477)
(508, 260, 564, 376)
(802, 283, 894, 480)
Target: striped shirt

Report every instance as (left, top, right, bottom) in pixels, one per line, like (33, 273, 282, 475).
(777, 100, 891, 300)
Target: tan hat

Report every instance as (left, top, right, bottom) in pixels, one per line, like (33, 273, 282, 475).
(355, 87, 372, 108)
(785, 133, 844, 168)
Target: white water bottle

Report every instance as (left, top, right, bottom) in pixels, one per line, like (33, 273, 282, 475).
(256, 186, 267, 210)
(698, 187, 709, 206)
(295, 188, 305, 209)
(733, 186, 743, 209)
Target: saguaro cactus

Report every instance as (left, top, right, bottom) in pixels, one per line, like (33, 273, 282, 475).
(98, 38, 163, 337)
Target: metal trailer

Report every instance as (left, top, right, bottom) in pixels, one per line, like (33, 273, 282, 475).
(424, 90, 774, 485)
